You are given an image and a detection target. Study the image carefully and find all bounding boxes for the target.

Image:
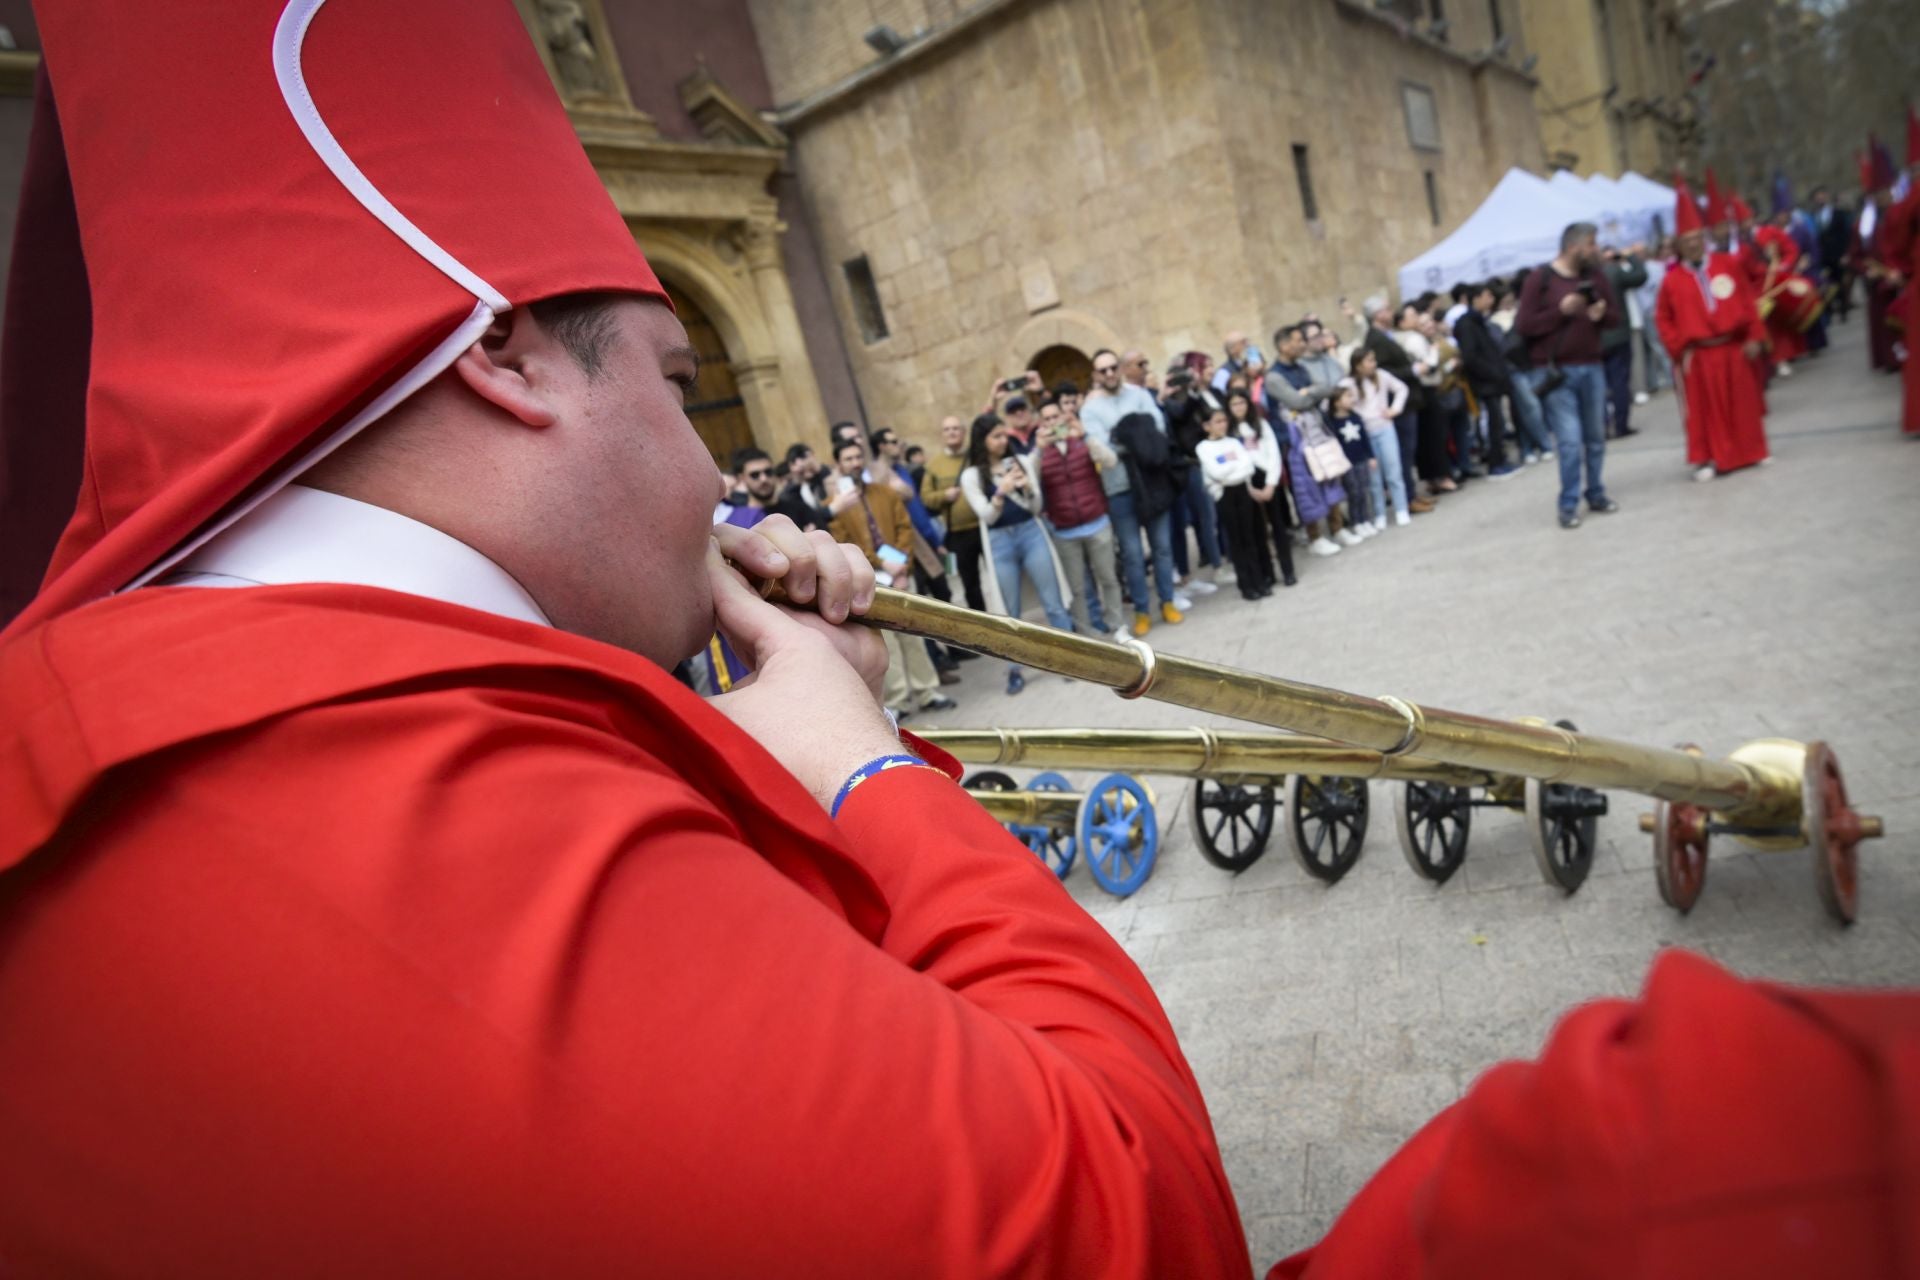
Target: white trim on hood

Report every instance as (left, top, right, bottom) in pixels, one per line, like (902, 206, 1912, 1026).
(271, 0, 508, 312)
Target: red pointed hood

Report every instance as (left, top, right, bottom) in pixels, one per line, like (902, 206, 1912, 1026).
(1703, 168, 1727, 225)
(1728, 192, 1754, 224)
(10, 0, 665, 636)
(1859, 151, 1874, 194)
(1671, 177, 1704, 235)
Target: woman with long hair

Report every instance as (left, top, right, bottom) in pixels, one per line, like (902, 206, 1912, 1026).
(1223, 388, 1296, 588)
(958, 412, 1074, 694)
(1346, 348, 1413, 526)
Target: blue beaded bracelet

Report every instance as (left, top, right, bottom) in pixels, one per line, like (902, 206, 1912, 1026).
(830, 753, 932, 818)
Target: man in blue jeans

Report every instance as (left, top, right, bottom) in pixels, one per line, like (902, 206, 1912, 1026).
(1079, 348, 1187, 636)
(1515, 223, 1623, 529)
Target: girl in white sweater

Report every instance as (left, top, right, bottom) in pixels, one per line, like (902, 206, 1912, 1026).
(1345, 348, 1413, 525)
(1193, 405, 1273, 600)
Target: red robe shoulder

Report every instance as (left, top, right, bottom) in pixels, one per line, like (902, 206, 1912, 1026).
(1271, 949, 1920, 1279)
(0, 585, 1249, 1277)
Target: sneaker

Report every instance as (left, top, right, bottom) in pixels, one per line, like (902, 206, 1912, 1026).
(1281, 574, 1299, 587)
(1351, 522, 1376, 539)
(1005, 670, 1025, 695)
(1130, 613, 1151, 638)
(1758, 456, 1774, 467)
(1334, 528, 1365, 547)
(1186, 579, 1219, 596)
(1588, 497, 1621, 514)
(1777, 361, 1794, 377)
(1559, 511, 1582, 529)
(1308, 536, 1342, 557)
(1171, 593, 1195, 612)
(1371, 517, 1388, 533)
(1522, 452, 1538, 465)
(1160, 602, 1185, 624)
(918, 694, 956, 712)
(1487, 464, 1517, 480)
(889, 705, 913, 723)
(938, 667, 961, 685)
(1394, 511, 1411, 527)
(1693, 465, 1715, 483)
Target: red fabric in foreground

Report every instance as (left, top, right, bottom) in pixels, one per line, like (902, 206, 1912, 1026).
(1655, 256, 1771, 472)
(1879, 188, 1920, 436)
(0, 585, 1248, 1277)
(1270, 950, 1920, 1279)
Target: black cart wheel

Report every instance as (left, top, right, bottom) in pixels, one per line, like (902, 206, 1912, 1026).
(1284, 774, 1369, 883)
(1393, 781, 1472, 884)
(1525, 719, 1606, 894)
(1188, 777, 1276, 872)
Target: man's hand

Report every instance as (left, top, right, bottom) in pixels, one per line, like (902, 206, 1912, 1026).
(704, 543, 897, 811)
(1743, 339, 1764, 360)
(1586, 301, 1607, 323)
(710, 515, 871, 625)
(1559, 292, 1585, 316)
(1253, 484, 1276, 502)
(943, 485, 962, 505)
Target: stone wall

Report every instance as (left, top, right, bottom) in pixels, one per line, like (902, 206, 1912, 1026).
(765, 0, 1548, 443)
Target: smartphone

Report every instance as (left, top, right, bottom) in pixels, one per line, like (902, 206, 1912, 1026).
(1000, 377, 1025, 393)
(835, 475, 856, 496)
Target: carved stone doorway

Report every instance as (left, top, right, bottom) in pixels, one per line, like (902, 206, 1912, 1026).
(1027, 344, 1092, 396)
(663, 279, 755, 466)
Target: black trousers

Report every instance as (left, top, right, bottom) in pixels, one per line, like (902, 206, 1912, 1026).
(943, 525, 987, 613)
(1216, 485, 1272, 596)
(1251, 492, 1296, 583)
(1482, 391, 1510, 468)
(1416, 402, 1451, 482)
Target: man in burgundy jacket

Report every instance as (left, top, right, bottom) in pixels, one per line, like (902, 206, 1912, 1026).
(1515, 222, 1624, 529)
(1033, 399, 1122, 636)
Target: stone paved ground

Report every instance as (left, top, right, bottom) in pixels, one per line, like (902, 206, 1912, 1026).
(911, 319, 1920, 1271)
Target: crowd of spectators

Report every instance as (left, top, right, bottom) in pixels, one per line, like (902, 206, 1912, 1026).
(707, 222, 1673, 710)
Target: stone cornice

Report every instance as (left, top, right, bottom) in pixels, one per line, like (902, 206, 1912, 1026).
(1328, 0, 1538, 86)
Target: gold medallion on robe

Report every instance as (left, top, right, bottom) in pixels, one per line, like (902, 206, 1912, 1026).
(1710, 274, 1737, 300)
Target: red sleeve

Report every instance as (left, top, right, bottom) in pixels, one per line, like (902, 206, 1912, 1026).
(0, 683, 1248, 1276)
(1654, 273, 1691, 360)
(1268, 951, 1920, 1280)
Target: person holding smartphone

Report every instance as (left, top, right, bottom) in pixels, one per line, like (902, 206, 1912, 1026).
(1515, 222, 1623, 529)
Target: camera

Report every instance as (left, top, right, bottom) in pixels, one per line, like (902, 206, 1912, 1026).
(1576, 282, 1598, 301)
(1000, 376, 1027, 393)
(1166, 370, 1194, 388)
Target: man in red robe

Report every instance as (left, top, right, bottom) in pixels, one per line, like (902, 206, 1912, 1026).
(0, 3, 1255, 1273)
(1878, 108, 1920, 436)
(1852, 139, 1905, 374)
(1654, 180, 1772, 479)
(1751, 221, 1811, 373)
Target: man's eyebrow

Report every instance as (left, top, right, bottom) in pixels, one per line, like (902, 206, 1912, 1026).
(663, 344, 702, 377)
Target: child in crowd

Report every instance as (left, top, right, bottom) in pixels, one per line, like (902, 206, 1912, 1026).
(1324, 383, 1383, 534)
(1346, 348, 1414, 526)
(1194, 405, 1273, 600)
(1224, 389, 1297, 588)
(1283, 405, 1359, 556)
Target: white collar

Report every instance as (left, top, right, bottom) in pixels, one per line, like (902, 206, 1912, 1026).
(164, 483, 550, 627)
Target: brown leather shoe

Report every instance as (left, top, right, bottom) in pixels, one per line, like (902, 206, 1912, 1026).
(1408, 497, 1437, 513)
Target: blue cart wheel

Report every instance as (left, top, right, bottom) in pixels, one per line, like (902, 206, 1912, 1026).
(1078, 773, 1159, 897)
(1016, 771, 1078, 879)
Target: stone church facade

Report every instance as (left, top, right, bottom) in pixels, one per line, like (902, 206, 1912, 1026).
(0, 0, 1552, 461)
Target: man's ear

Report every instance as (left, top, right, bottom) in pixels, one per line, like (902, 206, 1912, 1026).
(450, 309, 561, 429)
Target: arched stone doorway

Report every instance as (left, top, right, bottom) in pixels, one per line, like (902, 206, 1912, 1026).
(662, 278, 755, 466)
(1028, 343, 1093, 396)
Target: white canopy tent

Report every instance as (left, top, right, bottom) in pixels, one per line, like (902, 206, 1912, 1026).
(1395, 168, 1593, 300)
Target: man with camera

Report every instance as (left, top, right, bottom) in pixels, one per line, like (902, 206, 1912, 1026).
(1516, 223, 1623, 530)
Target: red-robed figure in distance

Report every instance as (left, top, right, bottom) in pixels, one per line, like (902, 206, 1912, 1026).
(1656, 180, 1772, 477)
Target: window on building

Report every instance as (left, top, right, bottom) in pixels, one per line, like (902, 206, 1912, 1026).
(1488, 0, 1503, 41)
(1428, 0, 1448, 40)
(1424, 171, 1442, 226)
(1291, 144, 1319, 222)
(842, 255, 888, 344)
(1402, 83, 1440, 151)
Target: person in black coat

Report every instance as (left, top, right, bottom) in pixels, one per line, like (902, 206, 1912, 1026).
(1810, 186, 1855, 323)
(1453, 280, 1519, 476)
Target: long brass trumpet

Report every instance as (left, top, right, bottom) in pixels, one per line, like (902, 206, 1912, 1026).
(812, 586, 1886, 922)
